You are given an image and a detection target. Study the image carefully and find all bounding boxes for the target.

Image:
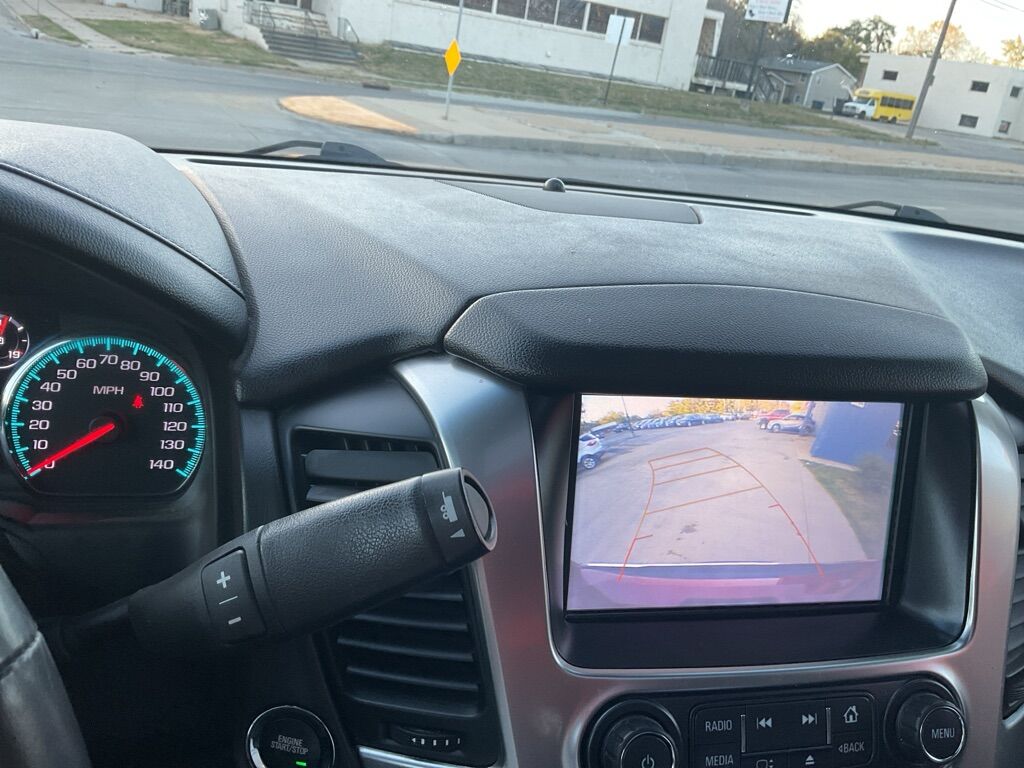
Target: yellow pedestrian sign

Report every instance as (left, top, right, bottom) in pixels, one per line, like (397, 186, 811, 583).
(444, 39, 462, 77)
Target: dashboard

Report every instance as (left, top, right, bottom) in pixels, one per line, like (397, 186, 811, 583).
(0, 119, 1021, 768)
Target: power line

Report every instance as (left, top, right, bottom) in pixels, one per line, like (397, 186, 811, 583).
(976, 0, 1024, 15)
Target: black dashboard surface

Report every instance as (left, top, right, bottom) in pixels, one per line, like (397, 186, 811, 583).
(182, 158, 1017, 405)
(0, 120, 1019, 407)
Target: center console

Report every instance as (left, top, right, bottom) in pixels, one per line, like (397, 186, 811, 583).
(385, 354, 1021, 768)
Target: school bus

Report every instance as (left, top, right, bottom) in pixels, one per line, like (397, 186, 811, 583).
(841, 89, 916, 123)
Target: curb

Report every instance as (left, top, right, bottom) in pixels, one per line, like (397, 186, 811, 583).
(406, 131, 1024, 185)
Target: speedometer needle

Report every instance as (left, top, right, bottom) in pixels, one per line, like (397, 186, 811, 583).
(26, 421, 116, 476)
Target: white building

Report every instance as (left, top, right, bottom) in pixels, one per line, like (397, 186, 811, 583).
(863, 53, 1024, 140)
(193, 0, 723, 91)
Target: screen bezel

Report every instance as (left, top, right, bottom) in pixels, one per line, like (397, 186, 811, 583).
(563, 394, 913, 620)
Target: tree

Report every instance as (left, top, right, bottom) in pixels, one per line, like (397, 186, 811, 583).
(1002, 36, 1024, 68)
(706, 0, 807, 62)
(840, 15, 896, 53)
(897, 21, 989, 63)
(801, 28, 866, 78)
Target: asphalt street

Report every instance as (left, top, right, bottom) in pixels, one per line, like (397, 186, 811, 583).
(571, 421, 865, 572)
(0, 21, 1021, 232)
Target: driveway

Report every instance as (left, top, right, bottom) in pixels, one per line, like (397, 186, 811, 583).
(572, 422, 866, 573)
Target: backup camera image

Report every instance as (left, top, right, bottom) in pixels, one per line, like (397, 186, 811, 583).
(568, 396, 903, 611)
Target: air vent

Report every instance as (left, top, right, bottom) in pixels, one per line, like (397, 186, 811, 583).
(336, 571, 481, 715)
(1005, 448, 1024, 716)
(291, 428, 439, 508)
(290, 428, 501, 765)
(330, 569, 501, 765)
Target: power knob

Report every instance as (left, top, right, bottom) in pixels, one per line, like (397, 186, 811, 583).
(601, 714, 678, 768)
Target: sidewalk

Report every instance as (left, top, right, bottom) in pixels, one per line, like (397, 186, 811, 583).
(3, 0, 172, 53)
(282, 94, 1024, 184)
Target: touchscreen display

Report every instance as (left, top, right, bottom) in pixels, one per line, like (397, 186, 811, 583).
(568, 397, 903, 611)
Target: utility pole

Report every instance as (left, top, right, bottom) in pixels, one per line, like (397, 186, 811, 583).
(745, 22, 767, 102)
(443, 0, 465, 121)
(906, 0, 957, 140)
(621, 396, 636, 438)
(603, 16, 628, 105)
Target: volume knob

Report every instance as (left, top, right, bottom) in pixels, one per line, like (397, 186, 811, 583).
(601, 715, 677, 768)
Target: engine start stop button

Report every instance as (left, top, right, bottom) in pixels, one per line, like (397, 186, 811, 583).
(247, 706, 335, 768)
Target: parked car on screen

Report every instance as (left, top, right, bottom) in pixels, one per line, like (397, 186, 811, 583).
(704, 414, 724, 424)
(578, 432, 606, 470)
(677, 414, 703, 427)
(757, 408, 791, 429)
(767, 414, 815, 435)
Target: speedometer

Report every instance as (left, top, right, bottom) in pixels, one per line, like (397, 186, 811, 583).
(2, 336, 206, 495)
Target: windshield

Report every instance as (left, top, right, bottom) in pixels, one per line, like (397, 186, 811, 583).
(3, 0, 1022, 234)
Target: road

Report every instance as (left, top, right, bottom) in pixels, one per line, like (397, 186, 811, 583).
(0, 22, 1021, 232)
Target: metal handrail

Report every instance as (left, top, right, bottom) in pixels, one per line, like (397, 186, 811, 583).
(694, 54, 783, 103)
(337, 16, 359, 44)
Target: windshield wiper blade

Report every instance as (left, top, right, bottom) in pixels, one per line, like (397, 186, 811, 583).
(243, 140, 400, 168)
(835, 200, 946, 224)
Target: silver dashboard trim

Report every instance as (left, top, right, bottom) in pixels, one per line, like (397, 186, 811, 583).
(393, 355, 1021, 768)
(360, 746, 462, 768)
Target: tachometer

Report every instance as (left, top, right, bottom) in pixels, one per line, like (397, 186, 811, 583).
(0, 314, 29, 369)
(2, 336, 206, 495)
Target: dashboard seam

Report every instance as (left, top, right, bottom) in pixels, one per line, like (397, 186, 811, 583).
(0, 161, 245, 297)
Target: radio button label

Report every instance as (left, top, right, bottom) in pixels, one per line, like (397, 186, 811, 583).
(694, 707, 743, 744)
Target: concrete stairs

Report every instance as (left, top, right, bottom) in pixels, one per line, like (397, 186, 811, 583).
(249, 2, 360, 65)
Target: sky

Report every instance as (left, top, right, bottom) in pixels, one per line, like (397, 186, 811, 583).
(796, 0, 1024, 60)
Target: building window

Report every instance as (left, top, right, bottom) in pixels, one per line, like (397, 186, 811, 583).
(999, 120, 1011, 134)
(1011, 86, 1022, 98)
(586, 3, 612, 33)
(638, 13, 665, 44)
(526, 0, 556, 23)
(882, 70, 898, 81)
(555, 0, 586, 28)
(970, 80, 989, 92)
(959, 114, 979, 128)
(465, 0, 494, 9)
(496, 0, 527, 17)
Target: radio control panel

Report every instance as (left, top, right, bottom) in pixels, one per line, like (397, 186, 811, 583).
(583, 679, 965, 768)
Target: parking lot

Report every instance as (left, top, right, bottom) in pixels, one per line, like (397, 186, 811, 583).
(572, 421, 867, 577)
